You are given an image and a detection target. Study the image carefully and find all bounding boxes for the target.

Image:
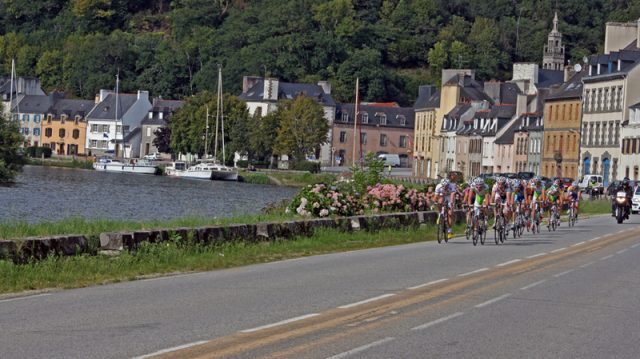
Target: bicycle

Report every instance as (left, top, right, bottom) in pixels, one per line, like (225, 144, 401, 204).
(464, 205, 473, 241)
(530, 201, 542, 234)
(512, 202, 526, 238)
(437, 200, 449, 244)
(493, 202, 507, 245)
(548, 202, 560, 231)
(471, 206, 488, 246)
(567, 201, 577, 227)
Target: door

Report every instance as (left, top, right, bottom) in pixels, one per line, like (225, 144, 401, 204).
(583, 157, 590, 176)
(603, 158, 610, 187)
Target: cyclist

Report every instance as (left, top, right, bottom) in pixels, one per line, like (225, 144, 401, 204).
(462, 179, 474, 235)
(510, 178, 526, 231)
(527, 177, 546, 230)
(546, 179, 563, 228)
(565, 181, 581, 219)
(491, 176, 512, 233)
(435, 178, 458, 239)
(468, 177, 489, 232)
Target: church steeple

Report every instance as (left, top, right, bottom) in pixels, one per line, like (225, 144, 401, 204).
(543, 12, 565, 71)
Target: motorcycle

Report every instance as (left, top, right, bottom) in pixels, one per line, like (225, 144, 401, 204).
(614, 191, 630, 224)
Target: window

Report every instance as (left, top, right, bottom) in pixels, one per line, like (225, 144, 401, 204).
(45, 128, 52, 137)
(59, 129, 66, 138)
(379, 114, 387, 125)
(380, 134, 388, 146)
(23, 128, 29, 135)
(398, 115, 406, 126)
(341, 112, 349, 122)
(90, 140, 98, 148)
(99, 140, 109, 148)
(91, 124, 98, 132)
(34, 115, 41, 123)
(146, 127, 151, 137)
(101, 124, 109, 133)
(361, 112, 369, 124)
(61, 114, 67, 124)
(399, 135, 407, 148)
(22, 114, 28, 122)
(339, 131, 346, 143)
(360, 132, 367, 145)
(72, 129, 80, 139)
(75, 115, 81, 124)
(116, 125, 122, 134)
(47, 114, 53, 122)
(33, 128, 40, 136)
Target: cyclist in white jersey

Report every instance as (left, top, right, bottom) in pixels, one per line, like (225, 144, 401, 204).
(435, 178, 458, 239)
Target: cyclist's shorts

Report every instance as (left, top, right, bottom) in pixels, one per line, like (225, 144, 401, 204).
(514, 193, 525, 203)
(548, 195, 558, 202)
(570, 192, 579, 201)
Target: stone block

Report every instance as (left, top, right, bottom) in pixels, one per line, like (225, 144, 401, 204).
(100, 232, 124, 251)
(0, 240, 17, 261)
(55, 235, 88, 256)
(256, 222, 279, 240)
(196, 226, 225, 244)
(224, 224, 257, 242)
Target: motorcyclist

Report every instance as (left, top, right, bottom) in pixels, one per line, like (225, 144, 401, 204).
(611, 177, 633, 219)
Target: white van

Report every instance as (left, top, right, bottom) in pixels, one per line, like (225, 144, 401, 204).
(378, 153, 401, 167)
(578, 174, 604, 194)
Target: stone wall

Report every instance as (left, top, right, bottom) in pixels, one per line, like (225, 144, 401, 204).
(1, 210, 465, 264)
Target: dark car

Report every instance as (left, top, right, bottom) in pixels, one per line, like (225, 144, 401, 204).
(518, 172, 535, 180)
(503, 172, 518, 179)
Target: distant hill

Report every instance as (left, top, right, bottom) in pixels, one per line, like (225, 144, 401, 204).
(1, 0, 637, 106)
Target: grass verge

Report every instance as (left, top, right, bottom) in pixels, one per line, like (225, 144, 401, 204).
(26, 157, 94, 170)
(0, 224, 463, 294)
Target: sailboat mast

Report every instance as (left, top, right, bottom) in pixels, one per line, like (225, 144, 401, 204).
(352, 78, 359, 166)
(219, 66, 226, 162)
(9, 59, 14, 118)
(214, 69, 220, 160)
(205, 105, 209, 158)
(115, 74, 120, 158)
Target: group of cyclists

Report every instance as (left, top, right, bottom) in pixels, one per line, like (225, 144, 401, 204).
(434, 174, 583, 241)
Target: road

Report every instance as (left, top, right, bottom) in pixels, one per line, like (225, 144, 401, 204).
(1, 215, 639, 358)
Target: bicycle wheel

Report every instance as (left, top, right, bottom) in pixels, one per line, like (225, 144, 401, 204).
(494, 216, 502, 244)
(481, 224, 487, 245)
(437, 214, 444, 244)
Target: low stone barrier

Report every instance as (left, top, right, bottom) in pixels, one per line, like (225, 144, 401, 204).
(2, 210, 465, 263)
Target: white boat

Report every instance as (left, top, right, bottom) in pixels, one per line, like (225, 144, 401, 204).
(165, 161, 187, 177)
(209, 66, 238, 182)
(93, 158, 157, 174)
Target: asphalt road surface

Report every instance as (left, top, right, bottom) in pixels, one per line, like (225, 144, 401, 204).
(1, 214, 639, 359)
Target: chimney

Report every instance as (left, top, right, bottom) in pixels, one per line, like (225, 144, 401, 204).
(483, 81, 501, 104)
(563, 66, 575, 82)
(242, 76, 262, 93)
(317, 81, 331, 95)
(137, 90, 149, 101)
(263, 78, 279, 101)
(99, 89, 111, 102)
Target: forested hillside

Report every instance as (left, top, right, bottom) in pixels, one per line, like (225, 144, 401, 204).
(1, 0, 638, 105)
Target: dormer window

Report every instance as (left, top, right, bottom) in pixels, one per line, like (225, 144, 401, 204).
(75, 115, 81, 124)
(61, 114, 67, 124)
(361, 112, 369, 124)
(47, 114, 53, 123)
(376, 113, 387, 125)
(342, 112, 349, 122)
(398, 115, 406, 126)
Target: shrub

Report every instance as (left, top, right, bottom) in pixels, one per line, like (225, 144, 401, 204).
(292, 160, 320, 173)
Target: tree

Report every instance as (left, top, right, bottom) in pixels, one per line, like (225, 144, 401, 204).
(152, 127, 172, 154)
(274, 95, 329, 162)
(249, 112, 280, 164)
(0, 110, 25, 184)
(427, 41, 448, 80)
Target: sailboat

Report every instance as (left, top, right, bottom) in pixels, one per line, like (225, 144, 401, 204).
(208, 66, 238, 181)
(168, 105, 218, 180)
(93, 74, 157, 174)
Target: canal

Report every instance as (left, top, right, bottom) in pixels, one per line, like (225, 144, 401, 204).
(0, 166, 298, 223)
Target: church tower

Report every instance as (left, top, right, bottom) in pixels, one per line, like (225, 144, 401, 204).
(543, 12, 565, 70)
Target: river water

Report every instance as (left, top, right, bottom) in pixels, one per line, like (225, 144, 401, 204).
(0, 166, 298, 223)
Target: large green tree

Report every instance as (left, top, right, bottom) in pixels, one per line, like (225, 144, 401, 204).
(273, 95, 329, 162)
(0, 110, 24, 184)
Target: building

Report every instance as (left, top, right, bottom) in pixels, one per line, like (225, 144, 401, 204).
(333, 102, 414, 167)
(239, 77, 336, 166)
(543, 13, 566, 71)
(541, 72, 584, 180)
(442, 104, 474, 174)
(622, 103, 640, 180)
(42, 98, 96, 156)
(85, 90, 152, 158)
(579, 22, 640, 185)
(11, 94, 58, 147)
(412, 85, 440, 178)
(0, 77, 45, 118)
(140, 98, 184, 158)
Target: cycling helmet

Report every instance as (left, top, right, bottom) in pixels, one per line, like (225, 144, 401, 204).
(568, 185, 575, 191)
(554, 178, 561, 186)
(533, 177, 542, 185)
(473, 177, 484, 186)
(440, 178, 450, 187)
(497, 176, 507, 184)
(623, 177, 630, 185)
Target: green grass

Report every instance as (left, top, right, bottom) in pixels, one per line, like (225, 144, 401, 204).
(0, 214, 292, 240)
(0, 224, 458, 294)
(27, 157, 94, 170)
(579, 199, 611, 216)
(266, 171, 337, 187)
(238, 171, 271, 185)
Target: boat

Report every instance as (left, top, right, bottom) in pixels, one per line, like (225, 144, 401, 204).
(164, 161, 187, 177)
(93, 157, 157, 174)
(209, 66, 238, 181)
(93, 74, 157, 175)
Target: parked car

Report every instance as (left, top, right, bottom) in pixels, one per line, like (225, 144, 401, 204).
(632, 186, 640, 214)
(143, 152, 161, 160)
(377, 153, 400, 167)
(503, 172, 518, 179)
(518, 172, 535, 180)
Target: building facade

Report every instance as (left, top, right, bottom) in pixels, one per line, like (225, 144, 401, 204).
(541, 72, 584, 180)
(12, 94, 57, 147)
(621, 103, 640, 180)
(412, 85, 440, 178)
(140, 98, 184, 158)
(333, 103, 414, 167)
(42, 98, 95, 156)
(542, 13, 565, 71)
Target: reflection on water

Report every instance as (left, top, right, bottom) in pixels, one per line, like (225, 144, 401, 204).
(0, 166, 298, 223)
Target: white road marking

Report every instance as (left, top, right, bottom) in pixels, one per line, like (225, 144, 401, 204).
(240, 313, 320, 333)
(338, 294, 396, 309)
(458, 268, 489, 277)
(526, 252, 546, 259)
(617, 230, 625, 234)
(589, 237, 600, 242)
(600, 254, 614, 261)
(553, 269, 575, 278)
(132, 340, 210, 359)
(617, 249, 628, 254)
(496, 259, 521, 267)
(411, 312, 464, 331)
(571, 241, 586, 247)
(632, 243, 640, 248)
(474, 293, 512, 308)
(520, 279, 547, 290)
(580, 261, 596, 268)
(0, 293, 50, 304)
(325, 337, 396, 359)
(407, 278, 449, 290)
(551, 247, 567, 253)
